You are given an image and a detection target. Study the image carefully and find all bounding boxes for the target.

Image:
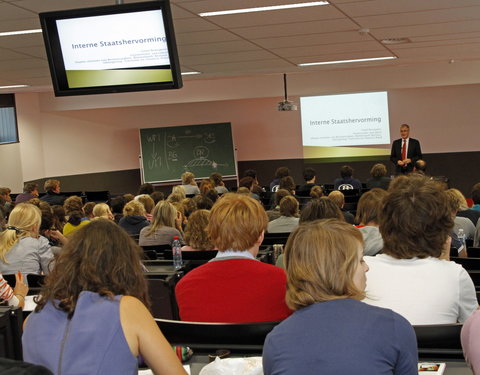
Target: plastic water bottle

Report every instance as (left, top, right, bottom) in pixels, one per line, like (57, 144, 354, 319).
(457, 229, 467, 253)
(172, 236, 183, 270)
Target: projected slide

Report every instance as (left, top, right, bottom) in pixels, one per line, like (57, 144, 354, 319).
(301, 92, 390, 147)
(56, 10, 172, 88)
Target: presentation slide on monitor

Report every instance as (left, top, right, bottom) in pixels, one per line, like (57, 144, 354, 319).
(56, 10, 172, 88)
(300, 92, 390, 147)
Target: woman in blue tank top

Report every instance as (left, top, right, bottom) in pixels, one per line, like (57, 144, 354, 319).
(23, 219, 186, 375)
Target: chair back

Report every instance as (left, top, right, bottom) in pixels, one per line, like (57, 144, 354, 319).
(452, 257, 480, 271)
(468, 247, 480, 257)
(414, 323, 463, 359)
(155, 318, 280, 354)
(262, 232, 290, 246)
(142, 244, 172, 258)
(163, 250, 218, 261)
(147, 273, 182, 320)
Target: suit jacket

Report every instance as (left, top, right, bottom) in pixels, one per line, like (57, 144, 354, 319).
(390, 138, 422, 174)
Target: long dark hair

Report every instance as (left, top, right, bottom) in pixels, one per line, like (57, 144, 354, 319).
(35, 219, 149, 317)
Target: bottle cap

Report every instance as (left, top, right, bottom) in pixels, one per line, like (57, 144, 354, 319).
(173, 236, 179, 240)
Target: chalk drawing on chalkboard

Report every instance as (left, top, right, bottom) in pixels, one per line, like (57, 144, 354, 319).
(184, 145, 228, 170)
(166, 135, 180, 148)
(203, 132, 216, 144)
(148, 143, 162, 170)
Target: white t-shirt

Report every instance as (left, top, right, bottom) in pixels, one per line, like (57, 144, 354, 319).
(363, 254, 478, 325)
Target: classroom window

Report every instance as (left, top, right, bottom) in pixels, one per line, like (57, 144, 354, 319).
(0, 94, 19, 145)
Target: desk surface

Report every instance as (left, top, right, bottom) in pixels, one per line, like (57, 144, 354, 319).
(181, 358, 473, 375)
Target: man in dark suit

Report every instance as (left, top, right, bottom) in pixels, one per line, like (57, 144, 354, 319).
(390, 124, 422, 174)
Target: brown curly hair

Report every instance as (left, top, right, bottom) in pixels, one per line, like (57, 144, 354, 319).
(184, 210, 214, 250)
(34, 219, 149, 317)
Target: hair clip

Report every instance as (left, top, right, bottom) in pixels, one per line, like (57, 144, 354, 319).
(6, 226, 20, 233)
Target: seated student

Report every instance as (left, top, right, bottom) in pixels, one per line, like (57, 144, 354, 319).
(266, 189, 290, 222)
(238, 177, 261, 201)
(22, 220, 186, 375)
(92, 203, 114, 221)
(269, 167, 290, 192)
(180, 172, 200, 196)
(15, 182, 39, 204)
(297, 167, 318, 195)
(139, 201, 183, 246)
(40, 179, 66, 206)
(448, 188, 480, 226)
(327, 190, 354, 224)
(109, 196, 126, 224)
(366, 163, 391, 190)
(63, 196, 90, 236)
(119, 200, 150, 236)
(445, 189, 477, 239)
(83, 202, 96, 220)
(0, 203, 57, 276)
(300, 197, 344, 223)
(472, 182, 480, 211)
(175, 193, 291, 323)
(181, 209, 214, 251)
(363, 175, 478, 325)
(243, 169, 264, 196)
(136, 194, 155, 222)
(267, 196, 299, 233)
(210, 172, 228, 195)
(354, 188, 389, 256)
(333, 165, 362, 191)
(461, 310, 480, 375)
(263, 219, 417, 375)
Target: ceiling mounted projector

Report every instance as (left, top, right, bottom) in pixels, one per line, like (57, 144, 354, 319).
(277, 73, 297, 111)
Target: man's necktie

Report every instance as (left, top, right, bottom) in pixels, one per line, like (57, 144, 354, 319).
(401, 140, 406, 161)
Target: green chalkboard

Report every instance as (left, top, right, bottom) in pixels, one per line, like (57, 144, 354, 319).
(139, 123, 237, 183)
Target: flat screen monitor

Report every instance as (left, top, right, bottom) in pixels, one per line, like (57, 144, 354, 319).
(39, 1, 182, 96)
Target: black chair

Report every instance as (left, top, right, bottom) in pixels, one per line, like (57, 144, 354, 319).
(468, 247, 480, 257)
(413, 323, 463, 359)
(163, 250, 218, 261)
(466, 238, 474, 248)
(262, 232, 290, 246)
(452, 257, 480, 271)
(155, 318, 280, 354)
(142, 244, 172, 258)
(2, 274, 45, 295)
(147, 273, 182, 320)
(467, 270, 480, 289)
(0, 306, 23, 360)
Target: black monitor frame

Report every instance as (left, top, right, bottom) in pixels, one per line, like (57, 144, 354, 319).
(39, 0, 182, 96)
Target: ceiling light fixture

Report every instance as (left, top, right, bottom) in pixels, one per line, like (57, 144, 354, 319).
(0, 29, 42, 37)
(199, 1, 329, 17)
(298, 56, 397, 66)
(181, 71, 201, 75)
(0, 85, 30, 89)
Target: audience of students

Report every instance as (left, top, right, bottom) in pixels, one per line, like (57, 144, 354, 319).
(181, 209, 214, 251)
(263, 219, 417, 375)
(267, 196, 299, 233)
(363, 175, 478, 325)
(175, 193, 291, 322)
(22, 220, 186, 375)
(139, 201, 183, 246)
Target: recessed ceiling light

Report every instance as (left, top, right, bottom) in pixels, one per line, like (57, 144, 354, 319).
(0, 85, 30, 89)
(298, 56, 397, 66)
(181, 71, 201, 75)
(0, 29, 42, 37)
(199, 1, 329, 17)
(381, 38, 411, 45)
